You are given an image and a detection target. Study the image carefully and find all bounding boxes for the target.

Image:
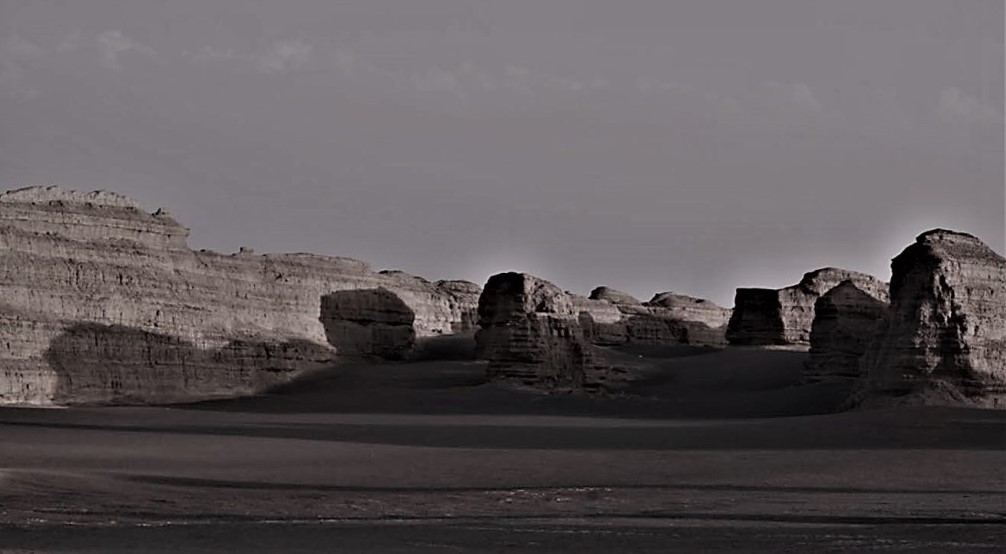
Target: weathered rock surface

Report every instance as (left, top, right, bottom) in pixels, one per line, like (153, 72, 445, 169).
(727, 267, 888, 349)
(579, 288, 731, 347)
(0, 186, 480, 405)
(476, 273, 624, 390)
(805, 281, 889, 382)
(588, 286, 643, 307)
(858, 230, 1006, 407)
(476, 274, 732, 390)
(644, 292, 732, 346)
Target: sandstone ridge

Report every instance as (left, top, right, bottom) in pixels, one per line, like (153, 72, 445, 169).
(0, 186, 480, 405)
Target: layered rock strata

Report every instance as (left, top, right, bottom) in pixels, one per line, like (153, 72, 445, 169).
(476, 273, 623, 390)
(805, 281, 889, 382)
(0, 186, 480, 405)
(858, 230, 1006, 407)
(578, 288, 731, 347)
(727, 267, 888, 349)
(476, 276, 731, 390)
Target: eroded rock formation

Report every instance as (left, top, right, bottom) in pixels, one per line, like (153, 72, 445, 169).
(858, 230, 1006, 407)
(476, 273, 622, 390)
(578, 288, 731, 347)
(320, 288, 416, 359)
(476, 275, 731, 390)
(727, 267, 888, 349)
(805, 281, 889, 382)
(0, 186, 480, 405)
(644, 292, 732, 346)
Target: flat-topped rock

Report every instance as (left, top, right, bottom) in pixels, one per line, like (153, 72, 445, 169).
(0, 185, 147, 210)
(858, 230, 1006, 407)
(0, 186, 480, 405)
(727, 267, 888, 349)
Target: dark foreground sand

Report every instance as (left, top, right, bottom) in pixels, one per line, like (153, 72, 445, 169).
(1, 348, 1004, 552)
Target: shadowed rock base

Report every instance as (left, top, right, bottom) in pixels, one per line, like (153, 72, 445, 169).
(805, 281, 888, 383)
(43, 323, 333, 405)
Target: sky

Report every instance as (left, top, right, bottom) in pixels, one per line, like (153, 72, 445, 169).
(0, 0, 1002, 306)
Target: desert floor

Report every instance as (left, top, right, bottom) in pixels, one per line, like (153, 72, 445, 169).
(1, 347, 1004, 552)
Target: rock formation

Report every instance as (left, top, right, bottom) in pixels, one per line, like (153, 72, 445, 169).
(643, 292, 732, 346)
(588, 286, 643, 307)
(476, 273, 623, 390)
(319, 288, 417, 359)
(805, 281, 889, 382)
(476, 275, 731, 390)
(727, 267, 888, 349)
(578, 287, 731, 347)
(0, 186, 480, 405)
(858, 230, 1006, 407)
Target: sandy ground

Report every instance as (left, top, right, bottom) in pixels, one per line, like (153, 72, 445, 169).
(1, 347, 1004, 552)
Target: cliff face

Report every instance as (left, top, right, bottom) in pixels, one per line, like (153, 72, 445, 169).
(0, 186, 479, 405)
(858, 230, 1006, 407)
(805, 281, 889, 382)
(727, 268, 888, 349)
(475, 275, 730, 390)
(476, 273, 623, 390)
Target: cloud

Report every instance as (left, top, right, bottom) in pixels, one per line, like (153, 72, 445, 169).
(763, 81, 824, 113)
(413, 66, 465, 96)
(408, 61, 607, 99)
(97, 30, 153, 69)
(0, 35, 43, 98)
(936, 87, 999, 125)
(191, 46, 235, 63)
(258, 39, 313, 74)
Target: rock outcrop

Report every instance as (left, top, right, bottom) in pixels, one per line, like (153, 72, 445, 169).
(727, 267, 888, 349)
(588, 286, 643, 307)
(0, 186, 480, 405)
(805, 281, 889, 382)
(858, 230, 1006, 407)
(578, 288, 731, 347)
(476, 275, 732, 390)
(644, 292, 732, 346)
(476, 273, 623, 390)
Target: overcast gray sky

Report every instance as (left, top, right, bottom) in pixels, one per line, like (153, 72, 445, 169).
(1, 0, 1002, 305)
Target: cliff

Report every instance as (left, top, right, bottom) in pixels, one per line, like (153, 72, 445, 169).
(805, 281, 889, 382)
(475, 275, 729, 391)
(476, 273, 608, 389)
(0, 186, 480, 405)
(727, 267, 888, 349)
(857, 230, 1006, 408)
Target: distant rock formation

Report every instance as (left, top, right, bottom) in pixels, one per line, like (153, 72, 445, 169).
(0, 186, 480, 405)
(727, 268, 888, 349)
(476, 274, 731, 390)
(579, 288, 731, 347)
(588, 286, 643, 307)
(644, 292, 732, 346)
(805, 281, 889, 382)
(476, 273, 625, 390)
(857, 230, 1006, 408)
